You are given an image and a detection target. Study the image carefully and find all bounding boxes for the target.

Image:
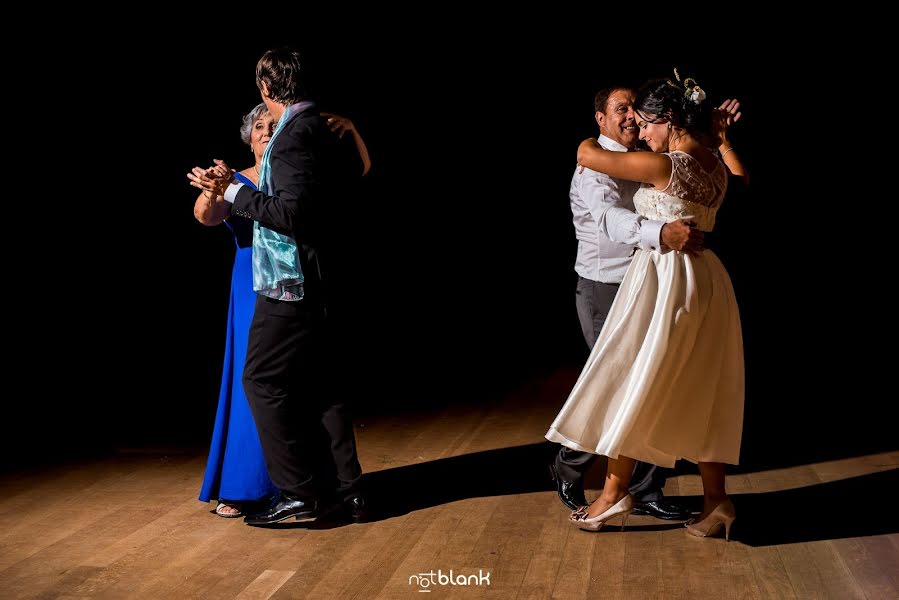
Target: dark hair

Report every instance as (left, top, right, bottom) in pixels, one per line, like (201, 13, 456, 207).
(594, 86, 634, 114)
(256, 47, 307, 105)
(634, 78, 713, 139)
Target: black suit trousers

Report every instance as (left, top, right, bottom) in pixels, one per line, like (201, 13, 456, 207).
(243, 294, 361, 500)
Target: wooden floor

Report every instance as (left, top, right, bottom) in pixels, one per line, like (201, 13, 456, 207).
(1, 369, 897, 599)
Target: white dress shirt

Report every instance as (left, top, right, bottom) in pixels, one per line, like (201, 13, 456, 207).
(570, 135, 665, 284)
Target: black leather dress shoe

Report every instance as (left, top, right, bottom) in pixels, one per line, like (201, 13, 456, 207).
(549, 464, 587, 510)
(345, 495, 368, 522)
(631, 498, 694, 520)
(316, 494, 369, 523)
(244, 495, 319, 526)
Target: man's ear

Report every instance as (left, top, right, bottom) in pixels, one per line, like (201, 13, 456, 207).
(594, 111, 604, 130)
(260, 81, 271, 99)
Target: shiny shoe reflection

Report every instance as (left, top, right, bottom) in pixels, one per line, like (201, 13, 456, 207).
(685, 499, 735, 541)
(570, 494, 634, 532)
(549, 464, 588, 510)
(632, 498, 694, 520)
(243, 494, 319, 526)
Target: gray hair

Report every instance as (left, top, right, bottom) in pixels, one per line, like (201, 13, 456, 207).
(239, 103, 269, 146)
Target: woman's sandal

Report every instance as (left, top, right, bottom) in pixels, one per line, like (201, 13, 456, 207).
(214, 501, 243, 518)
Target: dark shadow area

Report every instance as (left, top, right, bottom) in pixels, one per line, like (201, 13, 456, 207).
(359, 442, 561, 520)
(311, 444, 896, 546)
(726, 469, 899, 546)
(581, 522, 688, 534)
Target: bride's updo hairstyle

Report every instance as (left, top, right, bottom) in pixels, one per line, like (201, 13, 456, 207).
(634, 74, 714, 141)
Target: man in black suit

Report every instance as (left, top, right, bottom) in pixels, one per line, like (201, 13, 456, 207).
(193, 47, 364, 525)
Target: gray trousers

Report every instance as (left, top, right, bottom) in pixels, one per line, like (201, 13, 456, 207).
(554, 276, 667, 501)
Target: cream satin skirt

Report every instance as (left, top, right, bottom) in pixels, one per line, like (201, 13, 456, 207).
(546, 249, 744, 467)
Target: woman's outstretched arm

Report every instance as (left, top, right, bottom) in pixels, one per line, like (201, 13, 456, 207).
(322, 112, 372, 176)
(715, 99, 749, 185)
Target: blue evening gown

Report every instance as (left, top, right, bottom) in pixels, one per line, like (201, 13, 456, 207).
(199, 172, 277, 503)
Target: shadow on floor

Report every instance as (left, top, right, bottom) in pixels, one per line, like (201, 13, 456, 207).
(360, 442, 558, 517)
(724, 468, 899, 546)
(331, 442, 898, 545)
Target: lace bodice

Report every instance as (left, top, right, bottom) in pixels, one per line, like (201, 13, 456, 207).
(633, 151, 728, 232)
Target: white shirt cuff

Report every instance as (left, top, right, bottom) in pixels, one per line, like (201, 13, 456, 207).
(223, 181, 244, 204)
(640, 219, 665, 252)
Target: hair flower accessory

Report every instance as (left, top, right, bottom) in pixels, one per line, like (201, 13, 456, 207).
(673, 68, 706, 104)
(688, 84, 706, 104)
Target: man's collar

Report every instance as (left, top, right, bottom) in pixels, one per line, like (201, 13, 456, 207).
(598, 134, 630, 153)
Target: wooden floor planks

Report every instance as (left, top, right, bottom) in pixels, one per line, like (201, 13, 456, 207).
(1, 369, 895, 599)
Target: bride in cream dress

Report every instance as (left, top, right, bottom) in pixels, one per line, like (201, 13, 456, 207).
(546, 77, 745, 540)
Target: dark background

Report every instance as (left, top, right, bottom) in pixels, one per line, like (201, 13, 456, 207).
(4, 26, 889, 473)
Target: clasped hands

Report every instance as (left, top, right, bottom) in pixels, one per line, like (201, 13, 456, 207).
(661, 219, 704, 256)
(187, 159, 235, 197)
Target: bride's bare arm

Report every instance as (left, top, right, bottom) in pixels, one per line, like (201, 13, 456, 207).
(576, 139, 671, 188)
(715, 99, 749, 185)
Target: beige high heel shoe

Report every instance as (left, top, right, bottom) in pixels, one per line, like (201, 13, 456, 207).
(685, 499, 735, 541)
(570, 494, 634, 532)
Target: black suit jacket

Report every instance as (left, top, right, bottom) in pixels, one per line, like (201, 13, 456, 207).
(232, 103, 357, 297)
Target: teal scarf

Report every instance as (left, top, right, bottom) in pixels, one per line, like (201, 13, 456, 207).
(252, 101, 315, 300)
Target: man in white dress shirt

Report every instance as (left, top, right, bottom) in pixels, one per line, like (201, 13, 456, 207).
(549, 86, 701, 520)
